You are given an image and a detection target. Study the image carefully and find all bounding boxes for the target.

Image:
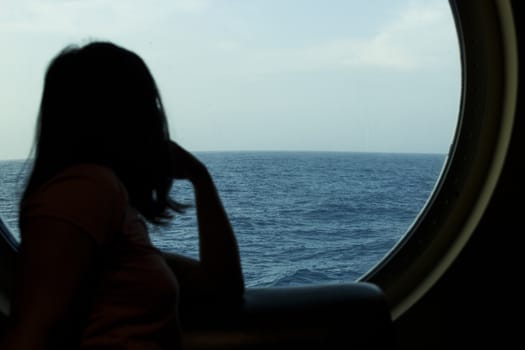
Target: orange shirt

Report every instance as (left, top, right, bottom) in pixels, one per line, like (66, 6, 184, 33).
(20, 164, 181, 349)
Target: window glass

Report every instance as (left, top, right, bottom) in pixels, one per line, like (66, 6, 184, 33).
(0, 0, 460, 287)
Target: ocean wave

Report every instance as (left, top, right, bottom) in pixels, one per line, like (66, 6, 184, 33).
(0, 153, 445, 286)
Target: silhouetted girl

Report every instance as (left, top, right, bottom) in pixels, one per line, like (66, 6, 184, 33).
(0, 41, 244, 349)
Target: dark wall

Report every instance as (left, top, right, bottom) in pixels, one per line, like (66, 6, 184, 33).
(394, 1, 523, 348)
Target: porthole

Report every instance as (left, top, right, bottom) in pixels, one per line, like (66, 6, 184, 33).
(364, 0, 518, 320)
(0, 1, 496, 322)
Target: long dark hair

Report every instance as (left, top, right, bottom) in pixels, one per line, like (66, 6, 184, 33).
(23, 41, 182, 223)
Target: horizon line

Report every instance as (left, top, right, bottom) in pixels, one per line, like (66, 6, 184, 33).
(1, 149, 447, 162)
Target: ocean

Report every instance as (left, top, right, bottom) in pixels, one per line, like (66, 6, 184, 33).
(0, 152, 445, 287)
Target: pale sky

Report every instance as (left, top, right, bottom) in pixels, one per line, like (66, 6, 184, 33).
(0, 0, 461, 160)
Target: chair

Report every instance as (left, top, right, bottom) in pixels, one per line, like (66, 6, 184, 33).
(0, 218, 394, 349)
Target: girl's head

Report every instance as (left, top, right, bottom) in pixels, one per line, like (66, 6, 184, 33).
(24, 41, 179, 222)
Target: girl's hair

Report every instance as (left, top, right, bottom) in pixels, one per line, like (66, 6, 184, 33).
(22, 41, 182, 223)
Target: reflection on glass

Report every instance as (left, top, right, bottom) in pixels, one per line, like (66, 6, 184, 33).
(0, 0, 460, 287)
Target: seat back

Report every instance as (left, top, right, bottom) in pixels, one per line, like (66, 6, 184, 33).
(0, 218, 18, 319)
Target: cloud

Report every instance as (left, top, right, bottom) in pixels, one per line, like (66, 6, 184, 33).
(305, 1, 453, 71)
(0, 0, 122, 35)
(0, 0, 211, 36)
(0, 0, 454, 73)
(170, 0, 210, 13)
(360, 0, 454, 69)
(289, 37, 418, 71)
(206, 0, 455, 75)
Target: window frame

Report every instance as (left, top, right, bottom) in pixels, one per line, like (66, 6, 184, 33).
(0, 0, 518, 322)
(362, 0, 518, 320)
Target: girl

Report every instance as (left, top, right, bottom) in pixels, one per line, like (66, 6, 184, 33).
(1, 41, 244, 349)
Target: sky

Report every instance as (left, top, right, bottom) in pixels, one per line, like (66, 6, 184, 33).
(0, 0, 461, 160)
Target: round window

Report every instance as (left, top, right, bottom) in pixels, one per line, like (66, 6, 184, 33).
(0, 0, 461, 294)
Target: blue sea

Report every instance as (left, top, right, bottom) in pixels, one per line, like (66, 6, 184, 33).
(0, 152, 445, 287)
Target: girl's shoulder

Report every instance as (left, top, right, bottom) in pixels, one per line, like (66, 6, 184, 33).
(36, 163, 126, 200)
(20, 163, 128, 245)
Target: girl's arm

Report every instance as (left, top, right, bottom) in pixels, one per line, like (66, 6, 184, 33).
(163, 142, 244, 301)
